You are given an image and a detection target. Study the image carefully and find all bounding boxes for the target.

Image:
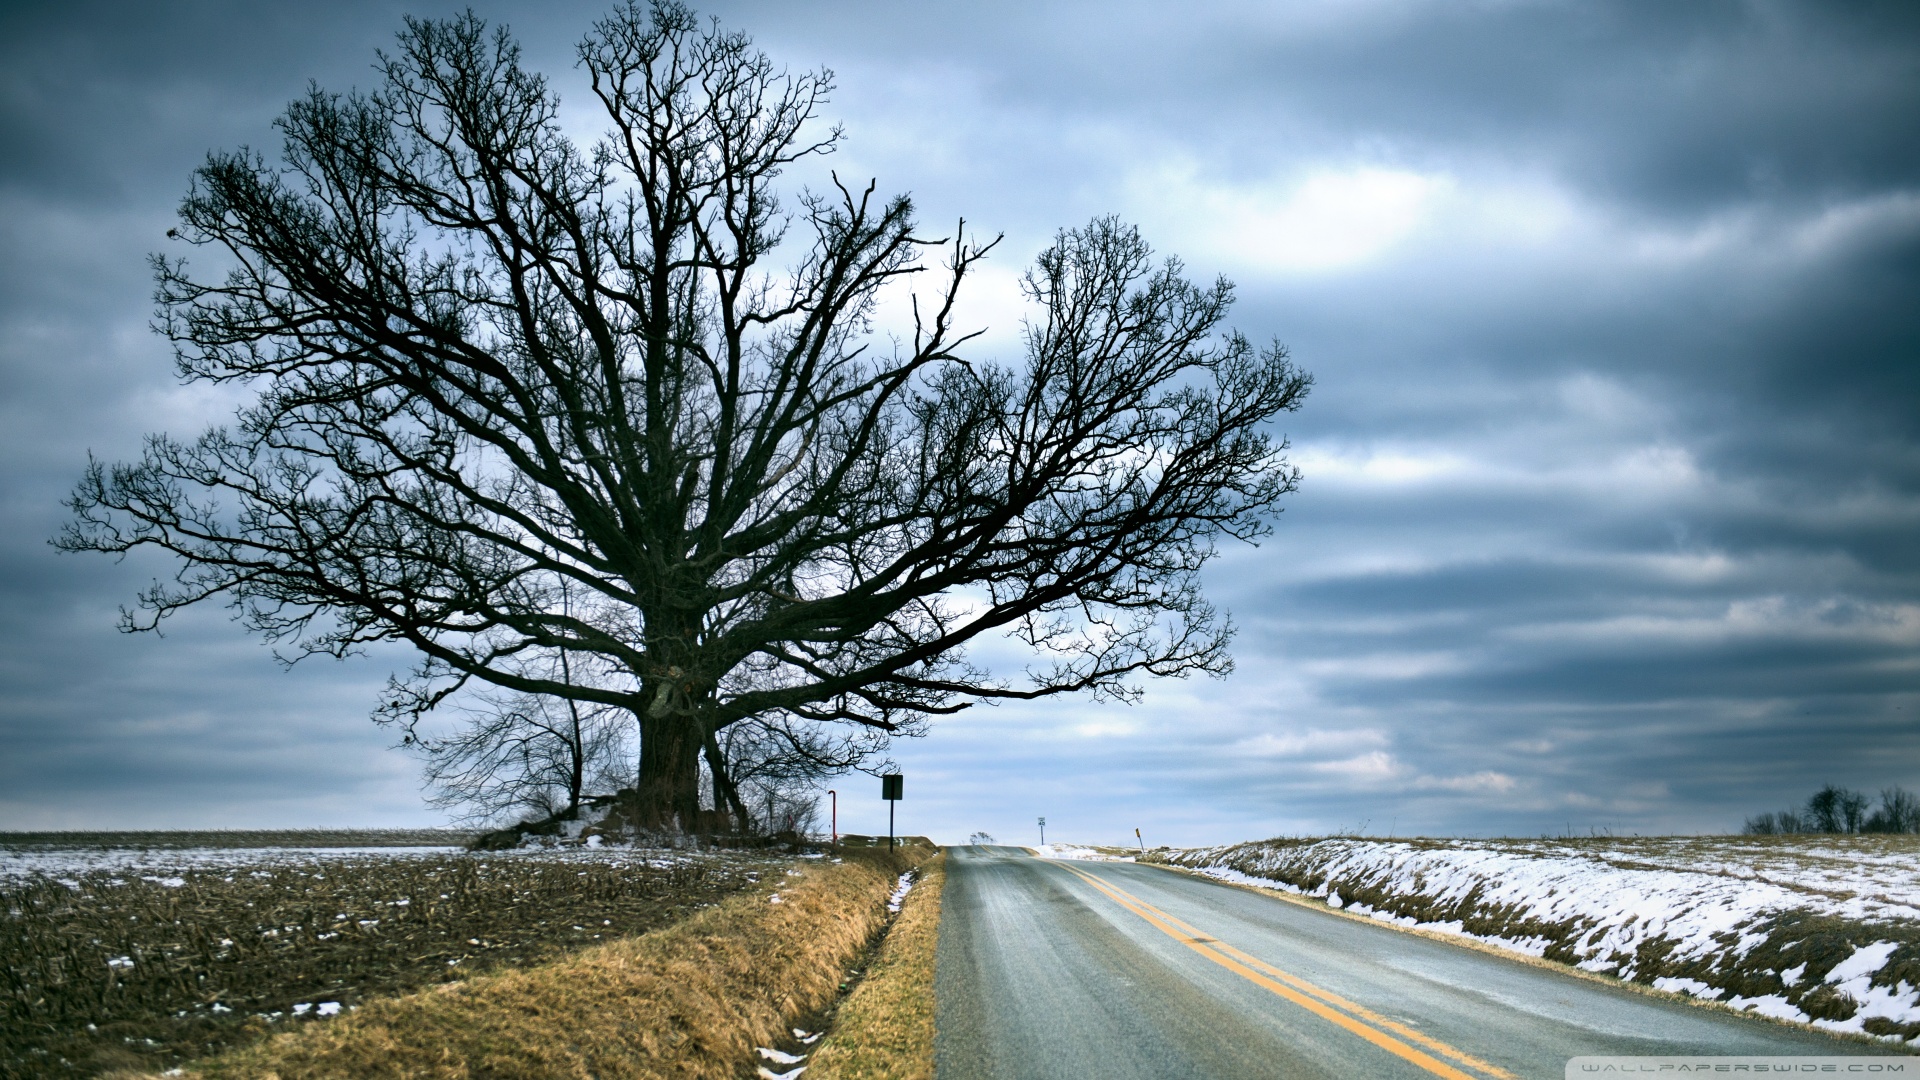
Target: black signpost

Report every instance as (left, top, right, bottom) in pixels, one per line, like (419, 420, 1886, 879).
(882, 774, 903, 850)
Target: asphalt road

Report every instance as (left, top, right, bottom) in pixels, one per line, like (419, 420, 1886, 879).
(934, 846, 1901, 1080)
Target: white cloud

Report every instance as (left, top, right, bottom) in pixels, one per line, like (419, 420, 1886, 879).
(1305, 753, 1518, 796)
(1311, 750, 1401, 779)
(1298, 651, 1471, 681)
(1513, 596, 1920, 649)
(1071, 717, 1143, 738)
(1233, 728, 1389, 758)
(1623, 189, 1920, 269)
(1292, 433, 1707, 502)
(1127, 162, 1450, 275)
(1291, 445, 1472, 486)
(1412, 770, 1518, 794)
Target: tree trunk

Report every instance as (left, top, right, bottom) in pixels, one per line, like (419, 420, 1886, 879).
(703, 731, 752, 833)
(634, 710, 704, 831)
(560, 648, 585, 818)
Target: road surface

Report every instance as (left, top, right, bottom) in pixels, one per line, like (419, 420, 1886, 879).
(934, 846, 1902, 1079)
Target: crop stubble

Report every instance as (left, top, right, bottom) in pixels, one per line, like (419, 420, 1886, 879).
(1, 847, 789, 1078)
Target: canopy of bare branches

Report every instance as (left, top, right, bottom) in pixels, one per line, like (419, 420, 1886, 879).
(60, 1, 1311, 827)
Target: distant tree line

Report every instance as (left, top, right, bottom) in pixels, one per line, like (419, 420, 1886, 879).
(1744, 784, 1920, 835)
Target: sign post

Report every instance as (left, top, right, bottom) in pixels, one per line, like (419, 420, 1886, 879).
(827, 789, 837, 848)
(1038, 816, 1046, 846)
(882, 774, 903, 851)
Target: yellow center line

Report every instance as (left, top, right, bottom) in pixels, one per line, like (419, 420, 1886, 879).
(1053, 862, 1515, 1080)
(1081, 875, 1515, 1080)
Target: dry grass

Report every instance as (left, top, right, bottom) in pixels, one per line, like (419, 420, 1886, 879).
(805, 854, 945, 1080)
(147, 849, 919, 1080)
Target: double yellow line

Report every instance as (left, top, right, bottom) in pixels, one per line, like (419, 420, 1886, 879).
(1053, 862, 1516, 1080)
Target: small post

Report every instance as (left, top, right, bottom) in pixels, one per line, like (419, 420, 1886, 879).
(882, 774, 903, 851)
(1135, 827, 1145, 854)
(1038, 816, 1046, 846)
(827, 789, 837, 848)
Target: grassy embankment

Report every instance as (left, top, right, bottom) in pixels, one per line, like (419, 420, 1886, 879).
(1150, 835, 1920, 1043)
(149, 845, 932, 1080)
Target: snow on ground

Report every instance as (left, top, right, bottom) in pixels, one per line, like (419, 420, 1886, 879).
(1156, 836, 1920, 1043)
(0, 841, 723, 887)
(887, 870, 917, 912)
(1035, 843, 1135, 862)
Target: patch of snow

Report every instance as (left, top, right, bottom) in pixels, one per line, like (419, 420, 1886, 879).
(1826, 941, 1899, 984)
(887, 871, 916, 913)
(0, 840, 730, 887)
(0, 845, 458, 884)
(1726, 993, 1807, 1022)
(758, 1047, 806, 1065)
(1837, 976, 1920, 1037)
(316, 1002, 341, 1017)
(757, 1067, 806, 1080)
(1036, 843, 1135, 862)
(1653, 976, 1725, 999)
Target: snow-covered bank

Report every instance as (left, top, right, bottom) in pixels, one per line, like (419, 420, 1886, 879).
(1151, 836, 1920, 1043)
(1034, 843, 1134, 862)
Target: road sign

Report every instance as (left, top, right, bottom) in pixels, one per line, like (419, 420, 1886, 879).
(882, 773, 903, 850)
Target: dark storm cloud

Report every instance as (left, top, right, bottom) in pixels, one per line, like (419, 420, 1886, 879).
(0, 0, 438, 826)
(1, 0, 1915, 838)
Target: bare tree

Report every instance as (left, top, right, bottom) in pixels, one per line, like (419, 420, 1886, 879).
(1866, 787, 1919, 834)
(1805, 784, 1871, 834)
(58, 2, 1310, 828)
(412, 578, 635, 825)
(702, 712, 878, 834)
(1746, 784, 1914, 836)
(416, 683, 630, 826)
(1743, 809, 1805, 835)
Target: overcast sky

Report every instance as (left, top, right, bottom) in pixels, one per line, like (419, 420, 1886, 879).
(2, 0, 1915, 844)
